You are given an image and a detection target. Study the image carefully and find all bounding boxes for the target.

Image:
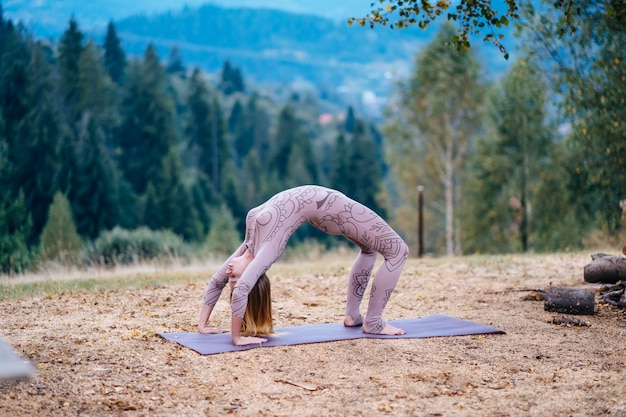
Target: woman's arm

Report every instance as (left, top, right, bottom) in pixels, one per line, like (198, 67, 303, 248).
(198, 243, 248, 333)
(198, 304, 228, 334)
(229, 245, 275, 345)
(203, 243, 248, 299)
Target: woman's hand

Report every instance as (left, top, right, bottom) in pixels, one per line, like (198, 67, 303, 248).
(233, 335, 268, 346)
(230, 315, 267, 345)
(198, 326, 229, 334)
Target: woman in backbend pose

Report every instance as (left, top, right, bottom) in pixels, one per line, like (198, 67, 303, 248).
(198, 185, 409, 346)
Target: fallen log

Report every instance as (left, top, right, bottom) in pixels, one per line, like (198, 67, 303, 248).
(549, 316, 590, 327)
(599, 283, 626, 308)
(583, 253, 626, 284)
(544, 287, 595, 315)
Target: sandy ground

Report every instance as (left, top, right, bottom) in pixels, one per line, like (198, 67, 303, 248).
(1, 252, 625, 417)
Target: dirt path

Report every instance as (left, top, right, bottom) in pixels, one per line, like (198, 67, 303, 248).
(1, 253, 625, 416)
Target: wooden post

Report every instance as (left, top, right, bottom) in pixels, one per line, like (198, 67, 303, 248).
(417, 185, 424, 258)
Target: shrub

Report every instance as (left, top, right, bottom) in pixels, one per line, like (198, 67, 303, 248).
(205, 204, 242, 256)
(85, 227, 187, 266)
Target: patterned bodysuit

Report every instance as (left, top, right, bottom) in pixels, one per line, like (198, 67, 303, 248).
(202, 185, 409, 333)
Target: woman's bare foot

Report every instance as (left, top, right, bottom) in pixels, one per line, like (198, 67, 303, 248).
(362, 322, 406, 335)
(343, 314, 363, 327)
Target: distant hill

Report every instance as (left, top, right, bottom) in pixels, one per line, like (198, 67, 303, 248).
(114, 4, 431, 91)
(2, 0, 374, 37)
(111, 5, 513, 106)
(3, 1, 514, 115)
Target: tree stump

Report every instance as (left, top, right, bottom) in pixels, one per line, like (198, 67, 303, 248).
(544, 287, 595, 315)
(583, 253, 626, 284)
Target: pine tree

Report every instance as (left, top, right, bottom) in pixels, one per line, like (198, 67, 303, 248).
(117, 45, 178, 195)
(228, 99, 243, 133)
(103, 21, 126, 85)
(270, 103, 292, 179)
(218, 60, 244, 95)
(232, 93, 272, 169)
(345, 106, 356, 133)
(346, 120, 385, 217)
(57, 131, 79, 205)
(329, 131, 351, 192)
(76, 41, 117, 127)
(166, 45, 186, 76)
(39, 192, 83, 264)
(0, 23, 30, 146)
(63, 39, 120, 235)
(0, 7, 9, 59)
(184, 68, 228, 191)
(10, 45, 68, 238)
(219, 157, 247, 233)
(159, 150, 202, 241)
(143, 182, 163, 231)
(72, 115, 126, 239)
(142, 150, 203, 241)
(247, 93, 272, 162)
(72, 40, 122, 223)
(270, 104, 318, 187)
(0, 192, 32, 274)
(190, 174, 214, 237)
(185, 68, 213, 173)
(174, 183, 204, 242)
(238, 149, 270, 209)
(230, 99, 253, 160)
(0, 123, 7, 193)
(58, 17, 85, 126)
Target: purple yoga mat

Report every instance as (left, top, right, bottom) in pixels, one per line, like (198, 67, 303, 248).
(159, 314, 505, 355)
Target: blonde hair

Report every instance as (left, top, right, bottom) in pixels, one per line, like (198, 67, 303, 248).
(236, 273, 274, 336)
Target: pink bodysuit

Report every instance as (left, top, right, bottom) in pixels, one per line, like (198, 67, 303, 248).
(202, 185, 409, 333)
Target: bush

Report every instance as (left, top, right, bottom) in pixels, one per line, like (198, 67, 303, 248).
(85, 227, 188, 266)
(205, 204, 242, 256)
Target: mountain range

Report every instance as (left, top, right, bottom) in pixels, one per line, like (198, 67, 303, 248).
(2, 1, 515, 115)
(2, 0, 375, 36)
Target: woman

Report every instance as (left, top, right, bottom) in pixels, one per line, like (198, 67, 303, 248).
(198, 185, 409, 346)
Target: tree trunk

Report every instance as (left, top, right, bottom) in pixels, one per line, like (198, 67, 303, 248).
(544, 287, 595, 315)
(583, 253, 626, 284)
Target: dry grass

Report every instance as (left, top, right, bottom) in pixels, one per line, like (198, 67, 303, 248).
(1, 251, 626, 416)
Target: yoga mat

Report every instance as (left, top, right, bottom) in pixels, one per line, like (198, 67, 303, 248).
(0, 336, 36, 380)
(160, 314, 505, 355)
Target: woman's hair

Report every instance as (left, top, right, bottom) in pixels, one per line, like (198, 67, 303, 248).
(240, 273, 274, 336)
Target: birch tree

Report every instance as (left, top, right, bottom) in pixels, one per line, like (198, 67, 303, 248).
(385, 24, 484, 256)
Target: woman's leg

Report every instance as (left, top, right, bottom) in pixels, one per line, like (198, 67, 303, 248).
(363, 237, 409, 334)
(344, 248, 377, 327)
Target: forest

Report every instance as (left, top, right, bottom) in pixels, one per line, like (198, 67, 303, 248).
(0, 1, 624, 274)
